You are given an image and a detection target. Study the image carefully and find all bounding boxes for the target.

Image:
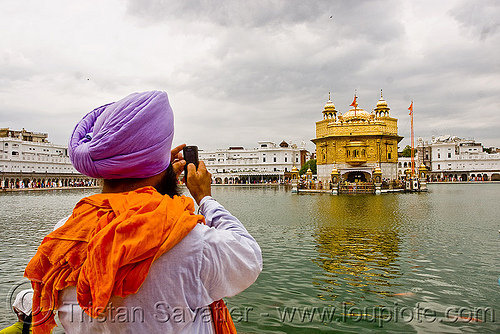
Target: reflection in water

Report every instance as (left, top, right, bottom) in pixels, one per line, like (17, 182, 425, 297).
(310, 195, 402, 302)
(313, 227, 401, 300)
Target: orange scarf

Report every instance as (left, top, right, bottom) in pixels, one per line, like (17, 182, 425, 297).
(24, 186, 236, 334)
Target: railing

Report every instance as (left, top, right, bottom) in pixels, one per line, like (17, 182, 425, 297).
(339, 182, 375, 194)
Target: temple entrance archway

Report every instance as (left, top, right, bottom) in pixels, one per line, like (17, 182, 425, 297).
(346, 171, 368, 183)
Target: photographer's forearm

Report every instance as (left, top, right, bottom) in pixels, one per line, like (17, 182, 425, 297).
(186, 161, 212, 205)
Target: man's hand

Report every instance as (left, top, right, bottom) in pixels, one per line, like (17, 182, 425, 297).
(186, 160, 212, 205)
(171, 144, 186, 179)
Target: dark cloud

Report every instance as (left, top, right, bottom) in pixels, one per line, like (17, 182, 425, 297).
(127, 0, 341, 27)
(125, 0, 404, 41)
(152, 17, 403, 107)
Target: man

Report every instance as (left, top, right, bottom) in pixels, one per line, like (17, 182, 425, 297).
(24, 91, 262, 333)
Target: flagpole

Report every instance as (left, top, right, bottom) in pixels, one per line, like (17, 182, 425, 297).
(410, 101, 415, 178)
(350, 91, 358, 117)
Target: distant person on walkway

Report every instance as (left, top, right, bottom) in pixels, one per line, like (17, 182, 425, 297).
(0, 289, 33, 334)
(24, 91, 262, 334)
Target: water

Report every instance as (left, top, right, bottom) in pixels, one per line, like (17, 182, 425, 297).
(0, 184, 499, 333)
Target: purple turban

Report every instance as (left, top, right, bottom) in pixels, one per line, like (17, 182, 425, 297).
(69, 91, 174, 179)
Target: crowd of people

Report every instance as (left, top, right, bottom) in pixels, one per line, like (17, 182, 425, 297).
(1, 179, 96, 190)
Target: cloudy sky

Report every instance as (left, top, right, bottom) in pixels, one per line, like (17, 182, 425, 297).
(1, 0, 499, 152)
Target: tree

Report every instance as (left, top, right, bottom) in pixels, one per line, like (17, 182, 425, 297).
(400, 145, 417, 157)
(299, 159, 317, 175)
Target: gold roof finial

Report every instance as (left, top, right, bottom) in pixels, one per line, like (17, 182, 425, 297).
(324, 92, 336, 111)
(376, 89, 388, 109)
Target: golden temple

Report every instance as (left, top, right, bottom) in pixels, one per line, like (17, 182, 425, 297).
(312, 91, 403, 186)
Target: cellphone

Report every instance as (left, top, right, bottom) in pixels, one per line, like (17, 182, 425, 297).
(183, 145, 199, 176)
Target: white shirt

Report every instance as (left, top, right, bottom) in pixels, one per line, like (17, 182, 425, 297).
(56, 196, 263, 333)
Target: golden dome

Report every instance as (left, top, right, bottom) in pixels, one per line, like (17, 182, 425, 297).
(376, 98, 387, 108)
(342, 107, 371, 121)
(291, 166, 299, 172)
(323, 92, 336, 111)
(324, 99, 336, 111)
(375, 89, 389, 110)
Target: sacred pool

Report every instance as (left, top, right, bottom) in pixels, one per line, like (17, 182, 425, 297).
(0, 184, 498, 333)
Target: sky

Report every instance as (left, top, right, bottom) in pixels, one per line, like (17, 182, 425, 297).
(1, 0, 499, 152)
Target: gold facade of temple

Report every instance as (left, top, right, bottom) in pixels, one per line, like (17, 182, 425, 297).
(312, 91, 403, 184)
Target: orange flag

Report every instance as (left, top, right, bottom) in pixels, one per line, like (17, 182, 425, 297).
(350, 95, 358, 108)
(408, 101, 413, 115)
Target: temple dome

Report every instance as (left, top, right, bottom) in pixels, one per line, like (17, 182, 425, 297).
(324, 99, 336, 111)
(376, 98, 387, 108)
(374, 90, 390, 111)
(342, 107, 371, 121)
(323, 92, 337, 112)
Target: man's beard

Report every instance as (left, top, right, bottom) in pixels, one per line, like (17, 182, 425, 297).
(155, 164, 181, 197)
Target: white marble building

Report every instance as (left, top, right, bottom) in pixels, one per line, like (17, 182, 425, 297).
(199, 141, 309, 184)
(0, 128, 95, 188)
(417, 135, 500, 181)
